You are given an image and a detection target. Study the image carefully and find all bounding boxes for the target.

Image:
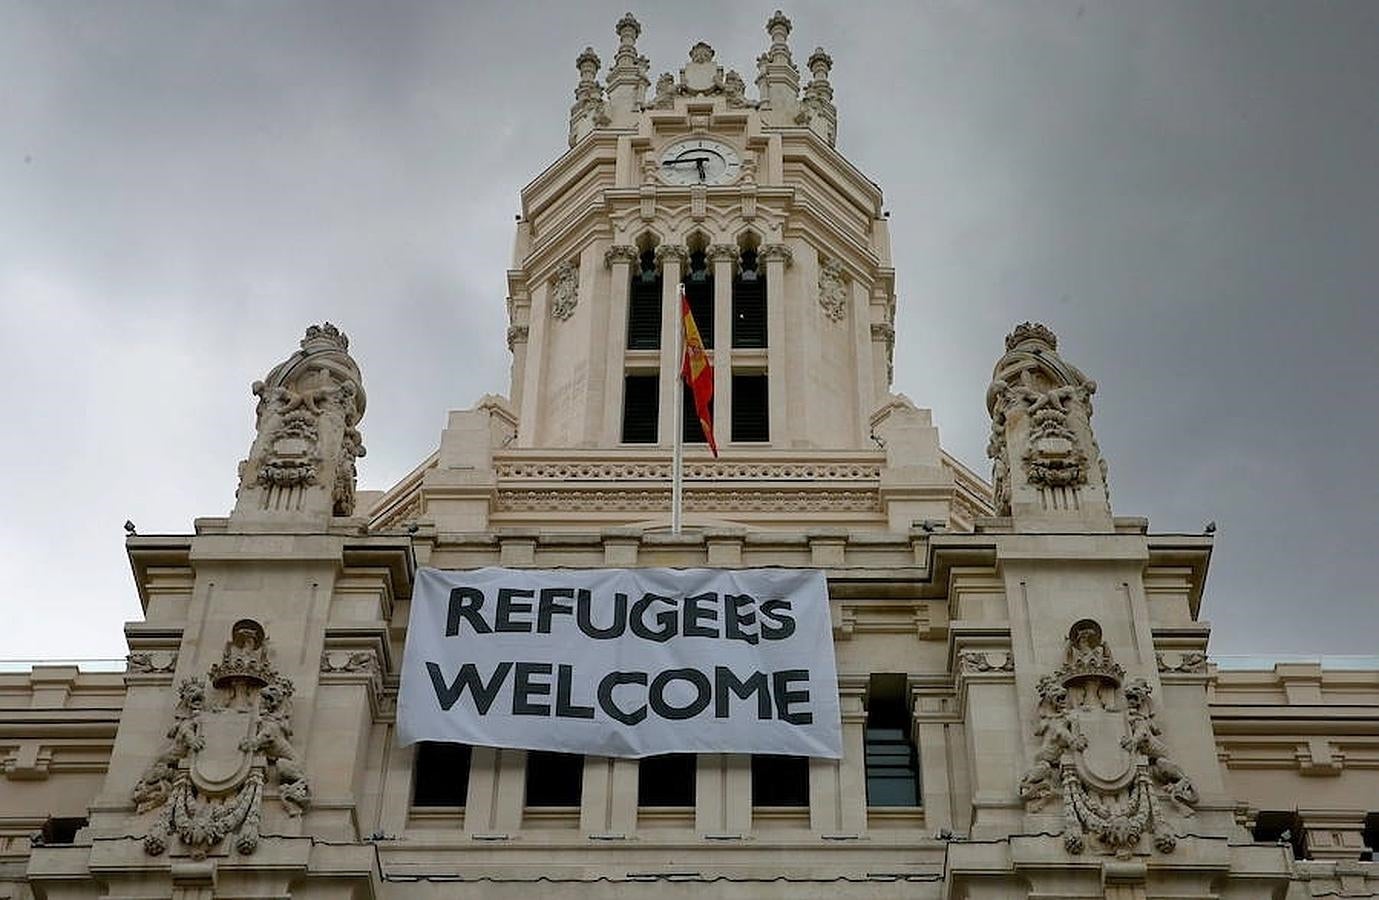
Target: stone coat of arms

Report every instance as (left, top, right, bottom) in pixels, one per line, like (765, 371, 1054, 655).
(1019, 619, 1198, 856)
(130, 620, 310, 859)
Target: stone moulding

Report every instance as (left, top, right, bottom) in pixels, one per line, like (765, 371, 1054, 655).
(1019, 619, 1198, 857)
(131, 620, 309, 860)
(494, 487, 882, 513)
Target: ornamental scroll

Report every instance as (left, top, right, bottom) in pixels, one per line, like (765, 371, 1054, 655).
(1019, 619, 1197, 856)
(131, 620, 309, 859)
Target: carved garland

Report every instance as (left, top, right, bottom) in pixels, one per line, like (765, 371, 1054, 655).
(131, 620, 310, 859)
(549, 261, 580, 321)
(1018, 619, 1197, 857)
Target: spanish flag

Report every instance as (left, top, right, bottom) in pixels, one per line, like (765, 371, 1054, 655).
(680, 284, 718, 456)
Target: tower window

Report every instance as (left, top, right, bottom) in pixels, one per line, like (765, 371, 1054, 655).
(638, 753, 697, 807)
(627, 250, 662, 349)
(752, 754, 809, 807)
(731, 372, 769, 442)
(412, 741, 471, 807)
(684, 249, 714, 348)
(622, 374, 659, 443)
(865, 674, 920, 807)
(525, 750, 584, 808)
(732, 249, 766, 348)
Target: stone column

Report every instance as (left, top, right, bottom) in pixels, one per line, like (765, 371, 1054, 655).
(655, 245, 689, 447)
(708, 243, 738, 447)
(759, 243, 792, 446)
(602, 245, 639, 444)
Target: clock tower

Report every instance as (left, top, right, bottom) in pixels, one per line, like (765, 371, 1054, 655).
(382, 10, 990, 535)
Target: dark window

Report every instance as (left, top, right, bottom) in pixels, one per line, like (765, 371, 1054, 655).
(525, 750, 584, 807)
(1363, 813, 1379, 861)
(731, 373, 769, 442)
(638, 753, 697, 807)
(412, 741, 471, 807)
(732, 249, 766, 348)
(37, 817, 87, 846)
(751, 754, 809, 807)
(865, 673, 920, 807)
(627, 250, 662, 349)
(1253, 810, 1308, 859)
(684, 249, 714, 348)
(622, 374, 659, 443)
(682, 382, 712, 444)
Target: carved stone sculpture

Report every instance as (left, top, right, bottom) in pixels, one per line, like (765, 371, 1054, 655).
(817, 257, 847, 321)
(1018, 619, 1197, 856)
(652, 72, 677, 109)
(986, 322, 1109, 519)
(549, 260, 580, 321)
(132, 621, 310, 859)
(234, 323, 366, 519)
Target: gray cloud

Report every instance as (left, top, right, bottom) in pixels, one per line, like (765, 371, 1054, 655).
(2, 1, 1375, 659)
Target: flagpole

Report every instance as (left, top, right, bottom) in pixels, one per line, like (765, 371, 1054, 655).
(671, 282, 684, 534)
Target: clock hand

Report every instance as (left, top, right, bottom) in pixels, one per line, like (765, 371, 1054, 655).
(695, 158, 707, 180)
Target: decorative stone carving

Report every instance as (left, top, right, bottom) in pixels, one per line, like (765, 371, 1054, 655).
(506, 324, 529, 351)
(1156, 651, 1208, 674)
(958, 650, 1015, 673)
(132, 620, 310, 859)
(797, 48, 837, 144)
(606, 13, 649, 113)
(236, 322, 366, 519)
(1018, 619, 1196, 856)
(549, 261, 580, 321)
(654, 244, 690, 267)
(817, 257, 848, 321)
(320, 650, 379, 674)
(652, 72, 677, 109)
(758, 243, 793, 266)
(707, 243, 739, 264)
(986, 322, 1107, 518)
(680, 42, 725, 95)
(724, 69, 749, 107)
(871, 322, 895, 384)
(127, 651, 178, 674)
(604, 244, 639, 268)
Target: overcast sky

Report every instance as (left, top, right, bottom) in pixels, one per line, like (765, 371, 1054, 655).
(2, 1, 1376, 661)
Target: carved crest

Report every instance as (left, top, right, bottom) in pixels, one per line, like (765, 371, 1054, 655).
(549, 261, 580, 321)
(1019, 619, 1196, 856)
(131, 621, 310, 859)
(818, 257, 847, 321)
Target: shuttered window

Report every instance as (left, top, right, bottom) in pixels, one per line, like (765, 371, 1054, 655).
(622, 374, 659, 443)
(627, 251, 662, 349)
(732, 250, 766, 348)
(685, 251, 714, 348)
(864, 674, 920, 807)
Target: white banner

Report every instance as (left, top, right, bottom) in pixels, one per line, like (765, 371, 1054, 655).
(398, 567, 841, 759)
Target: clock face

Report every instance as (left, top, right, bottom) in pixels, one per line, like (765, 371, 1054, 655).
(659, 138, 742, 185)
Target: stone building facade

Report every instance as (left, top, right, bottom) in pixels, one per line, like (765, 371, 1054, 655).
(4, 12, 1378, 899)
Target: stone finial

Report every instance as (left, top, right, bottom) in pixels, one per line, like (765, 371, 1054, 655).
(756, 9, 801, 126)
(986, 322, 1110, 528)
(569, 47, 610, 146)
(233, 322, 367, 523)
(799, 46, 837, 144)
(615, 11, 641, 43)
(607, 12, 650, 121)
(766, 10, 793, 43)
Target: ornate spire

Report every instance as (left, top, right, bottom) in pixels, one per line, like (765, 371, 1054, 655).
(233, 322, 367, 524)
(756, 10, 801, 126)
(605, 12, 649, 121)
(985, 322, 1111, 529)
(798, 47, 837, 145)
(569, 47, 610, 146)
